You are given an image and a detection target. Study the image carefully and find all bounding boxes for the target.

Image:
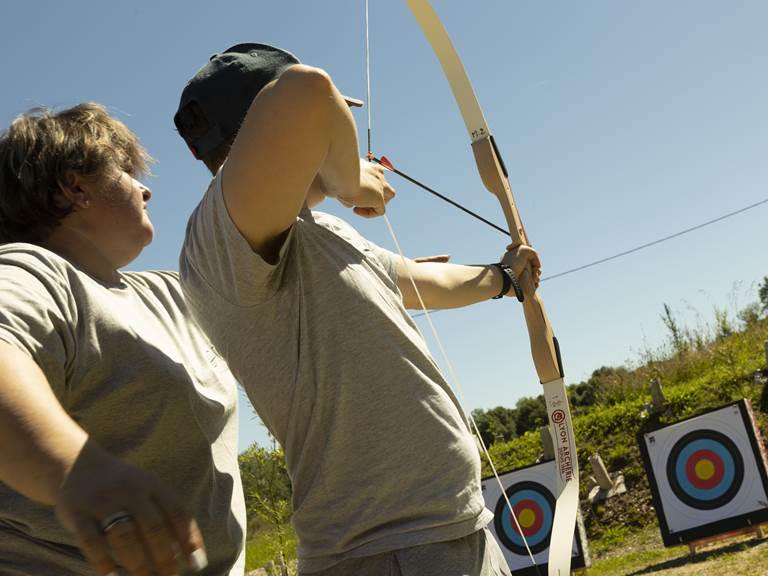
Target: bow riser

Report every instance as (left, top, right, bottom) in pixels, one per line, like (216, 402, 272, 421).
(472, 137, 529, 244)
(473, 136, 563, 384)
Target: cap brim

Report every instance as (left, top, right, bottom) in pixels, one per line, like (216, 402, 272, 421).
(343, 95, 364, 108)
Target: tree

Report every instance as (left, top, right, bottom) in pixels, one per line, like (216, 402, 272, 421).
(568, 380, 597, 411)
(514, 395, 547, 436)
(588, 365, 633, 405)
(759, 276, 768, 312)
(737, 302, 762, 328)
(472, 406, 517, 446)
(239, 441, 293, 574)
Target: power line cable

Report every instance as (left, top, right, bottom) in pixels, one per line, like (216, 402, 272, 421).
(411, 196, 768, 317)
(540, 197, 768, 282)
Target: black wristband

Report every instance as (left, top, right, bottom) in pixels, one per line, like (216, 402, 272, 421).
(491, 263, 510, 299)
(491, 263, 524, 302)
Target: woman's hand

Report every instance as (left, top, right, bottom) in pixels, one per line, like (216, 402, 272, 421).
(0, 340, 208, 576)
(55, 441, 207, 576)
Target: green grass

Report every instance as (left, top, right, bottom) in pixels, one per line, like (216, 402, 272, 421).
(587, 548, 681, 576)
(585, 523, 768, 576)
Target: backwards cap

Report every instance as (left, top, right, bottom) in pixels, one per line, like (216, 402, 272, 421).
(174, 42, 361, 158)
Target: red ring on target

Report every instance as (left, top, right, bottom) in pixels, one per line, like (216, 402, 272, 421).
(685, 449, 725, 490)
(551, 409, 566, 424)
(512, 498, 544, 537)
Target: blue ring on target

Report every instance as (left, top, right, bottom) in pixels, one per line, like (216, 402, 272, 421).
(666, 429, 744, 510)
(674, 438, 734, 500)
(494, 481, 556, 556)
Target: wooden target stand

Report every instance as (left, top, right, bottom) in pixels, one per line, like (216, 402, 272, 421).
(685, 522, 767, 557)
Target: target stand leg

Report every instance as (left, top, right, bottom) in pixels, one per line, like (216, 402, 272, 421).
(686, 523, 768, 557)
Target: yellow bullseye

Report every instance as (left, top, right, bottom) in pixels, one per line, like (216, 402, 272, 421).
(518, 508, 536, 529)
(695, 458, 716, 480)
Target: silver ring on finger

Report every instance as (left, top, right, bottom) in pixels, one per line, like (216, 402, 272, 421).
(101, 511, 133, 533)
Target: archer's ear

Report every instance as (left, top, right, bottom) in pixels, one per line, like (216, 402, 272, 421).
(56, 170, 91, 209)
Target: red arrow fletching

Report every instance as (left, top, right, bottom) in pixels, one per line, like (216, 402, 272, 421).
(379, 155, 396, 171)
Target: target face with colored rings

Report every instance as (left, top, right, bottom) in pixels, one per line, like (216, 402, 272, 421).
(494, 481, 556, 555)
(666, 429, 744, 510)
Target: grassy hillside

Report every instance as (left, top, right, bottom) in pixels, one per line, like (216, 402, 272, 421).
(485, 309, 768, 552)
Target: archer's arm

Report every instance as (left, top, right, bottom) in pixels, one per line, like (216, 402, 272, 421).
(222, 66, 391, 262)
(396, 244, 540, 309)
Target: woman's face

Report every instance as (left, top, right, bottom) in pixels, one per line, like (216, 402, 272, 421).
(85, 169, 154, 267)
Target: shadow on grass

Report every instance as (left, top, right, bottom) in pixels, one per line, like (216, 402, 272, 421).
(626, 537, 767, 575)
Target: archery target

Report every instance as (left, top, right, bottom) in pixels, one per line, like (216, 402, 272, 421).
(639, 399, 768, 546)
(493, 480, 556, 555)
(482, 460, 588, 575)
(666, 429, 744, 510)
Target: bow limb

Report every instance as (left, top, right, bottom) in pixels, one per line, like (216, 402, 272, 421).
(405, 1, 579, 574)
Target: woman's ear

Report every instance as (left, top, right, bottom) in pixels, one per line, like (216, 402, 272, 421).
(56, 171, 91, 209)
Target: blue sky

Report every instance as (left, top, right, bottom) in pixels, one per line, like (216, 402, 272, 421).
(3, 1, 767, 451)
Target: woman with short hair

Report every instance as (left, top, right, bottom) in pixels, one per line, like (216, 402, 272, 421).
(0, 103, 245, 576)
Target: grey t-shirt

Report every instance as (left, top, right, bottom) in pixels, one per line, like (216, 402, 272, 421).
(180, 173, 493, 572)
(0, 244, 245, 576)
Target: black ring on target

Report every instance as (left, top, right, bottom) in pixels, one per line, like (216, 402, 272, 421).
(494, 481, 556, 556)
(666, 429, 744, 510)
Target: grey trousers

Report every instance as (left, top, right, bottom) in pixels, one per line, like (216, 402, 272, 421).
(301, 528, 512, 576)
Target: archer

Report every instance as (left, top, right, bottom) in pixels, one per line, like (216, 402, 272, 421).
(173, 43, 540, 576)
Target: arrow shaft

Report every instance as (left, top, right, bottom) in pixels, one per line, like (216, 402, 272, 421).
(372, 156, 510, 236)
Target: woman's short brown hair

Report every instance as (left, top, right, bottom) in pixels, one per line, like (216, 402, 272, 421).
(0, 102, 152, 243)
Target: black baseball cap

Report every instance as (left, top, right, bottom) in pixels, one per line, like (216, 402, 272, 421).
(174, 42, 363, 158)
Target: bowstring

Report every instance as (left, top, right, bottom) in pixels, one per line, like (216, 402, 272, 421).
(363, 2, 541, 573)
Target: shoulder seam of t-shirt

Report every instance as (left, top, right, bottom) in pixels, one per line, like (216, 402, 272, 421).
(182, 173, 298, 309)
(0, 245, 78, 383)
(0, 244, 74, 307)
(308, 211, 399, 283)
(0, 242, 66, 266)
(216, 171, 299, 274)
(302, 211, 369, 259)
(181, 247, 247, 306)
(181, 174, 257, 308)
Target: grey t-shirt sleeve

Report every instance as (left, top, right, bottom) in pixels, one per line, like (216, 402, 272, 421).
(180, 170, 298, 306)
(0, 250, 75, 395)
(363, 239, 400, 286)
